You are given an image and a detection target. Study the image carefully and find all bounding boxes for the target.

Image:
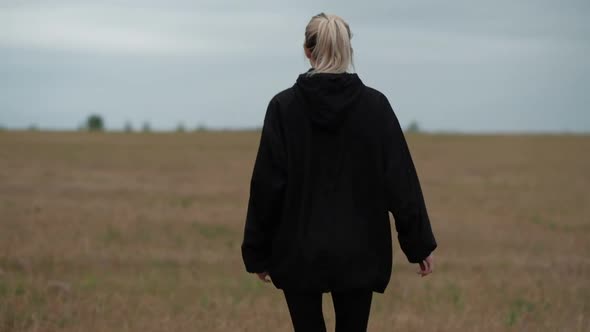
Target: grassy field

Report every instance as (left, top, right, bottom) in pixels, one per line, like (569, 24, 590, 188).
(0, 131, 588, 331)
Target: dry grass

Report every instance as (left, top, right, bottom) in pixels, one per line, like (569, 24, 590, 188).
(0, 130, 588, 331)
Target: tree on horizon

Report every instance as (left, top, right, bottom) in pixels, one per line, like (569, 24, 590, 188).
(406, 120, 421, 133)
(86, 114, 104, 131)
(124, 121, 134, 133)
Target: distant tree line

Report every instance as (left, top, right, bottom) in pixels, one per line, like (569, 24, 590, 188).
(12, 115, 421, 133)
(81, 115, 209, 133)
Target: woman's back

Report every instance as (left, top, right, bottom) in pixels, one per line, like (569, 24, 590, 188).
(242, 69, 437, 293)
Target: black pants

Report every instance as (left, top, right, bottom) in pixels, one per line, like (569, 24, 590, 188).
(282, 289, 373, 332)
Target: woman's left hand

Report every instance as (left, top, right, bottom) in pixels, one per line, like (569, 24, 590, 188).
(256, 271, 271, 283)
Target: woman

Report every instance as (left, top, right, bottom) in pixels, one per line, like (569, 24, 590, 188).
(241, 12, 437, 332)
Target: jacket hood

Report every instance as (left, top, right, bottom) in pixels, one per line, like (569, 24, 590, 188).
(295, 69, 365, 131)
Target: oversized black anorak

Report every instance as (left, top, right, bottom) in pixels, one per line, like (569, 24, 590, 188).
(241, 70, 437, 293)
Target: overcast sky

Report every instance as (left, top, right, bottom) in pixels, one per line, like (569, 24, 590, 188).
(1, 0, 589, 132)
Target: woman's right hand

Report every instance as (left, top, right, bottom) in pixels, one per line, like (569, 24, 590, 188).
(417, 254, 434, 277)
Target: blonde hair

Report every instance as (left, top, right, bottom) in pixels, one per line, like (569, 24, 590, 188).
(304, 13, 354, 75)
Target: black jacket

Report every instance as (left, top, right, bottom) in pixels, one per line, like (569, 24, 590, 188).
(241, 70, 437, 294)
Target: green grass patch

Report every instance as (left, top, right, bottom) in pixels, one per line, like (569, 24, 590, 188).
(445, 281, 464, 310)
(530, 215, 557, 230)
(505, 298, 535, 327)
(100, 225, 124, 244)
(191, 221, 233, 239)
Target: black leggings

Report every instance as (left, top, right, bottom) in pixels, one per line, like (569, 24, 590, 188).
(282, 289, 373, 332)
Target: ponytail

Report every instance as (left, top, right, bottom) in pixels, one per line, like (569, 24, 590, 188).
(304, 13, 354, 75)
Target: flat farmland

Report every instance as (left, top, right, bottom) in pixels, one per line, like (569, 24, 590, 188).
(0, 131, 588, 331)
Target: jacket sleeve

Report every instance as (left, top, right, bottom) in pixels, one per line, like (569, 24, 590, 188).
(381, 94, 437, 264)
(241, 97, 287, 273)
